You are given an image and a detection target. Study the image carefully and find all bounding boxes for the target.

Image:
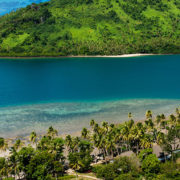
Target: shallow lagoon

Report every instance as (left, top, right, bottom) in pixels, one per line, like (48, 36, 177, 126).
(0, 55, 179, 137)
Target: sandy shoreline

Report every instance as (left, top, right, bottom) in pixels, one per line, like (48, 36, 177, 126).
(0, 53, 164, 59)
(73, 53, 155, 58)
(0, 102, 178, 158)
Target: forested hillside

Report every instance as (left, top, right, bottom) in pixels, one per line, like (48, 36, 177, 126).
(0, 0, 180, 56)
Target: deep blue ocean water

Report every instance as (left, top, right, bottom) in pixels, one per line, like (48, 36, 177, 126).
(0, 55, 179, 107)
(0, 55, 180, 138)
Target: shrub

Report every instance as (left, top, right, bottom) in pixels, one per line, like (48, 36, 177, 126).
(114, 173, 135, 180)
(159, 161, 180, 179)
(68, 152, 93, 172)
(142, 154, 160, 174)
(138, 148, 153, 162)
(96, 164, 117, 180)
(95, 156, 140, 180)
(113, 156, 135, 173)
(0, 157, 5, 170)
(92, 164, 103, 173)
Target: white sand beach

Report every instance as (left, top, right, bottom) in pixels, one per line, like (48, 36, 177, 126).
(68, 53, 154, 58)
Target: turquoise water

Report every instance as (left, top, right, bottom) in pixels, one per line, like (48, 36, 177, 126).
(0, 55, 180, 137)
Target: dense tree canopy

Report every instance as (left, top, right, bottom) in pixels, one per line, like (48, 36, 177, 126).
(0, 108, 179, 179)
(0, 0, 179, 56)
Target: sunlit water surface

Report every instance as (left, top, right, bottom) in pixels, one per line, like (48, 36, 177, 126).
(0, 55, 179, 138)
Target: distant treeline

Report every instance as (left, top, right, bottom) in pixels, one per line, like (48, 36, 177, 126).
(0, 0, 180, 56)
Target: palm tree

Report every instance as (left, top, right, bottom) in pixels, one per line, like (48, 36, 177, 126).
(73, 137, 80, 153)
(146, 110, 152, 119)
(160, 120, 167, 130)
(71, 159, 83, 180)
(156, 132, 165, 145)
(121, 122, 133, 151)
(92, 132, 106, 158)
(0, 159, 8, 178)
(155, 115, 161, 127)
(8, 148, 20, 179)
(13, 139, 24, 151)
(47, 126, 58, 138)
(102, 121, 109, 134)
(81, 128, 89, 139)
(90, 119, 95, 127)
(49, 138, 65, 162)
(0, 137, 8, 151)
(93, 123, 100, 134)
(110, 124, 115, 129)
(169, 114, 176, 126)
(140, 134, 153, 149)
(29, 131, 37, 145)
(145, 118, 154, 132)
(105, 134, 116, 158)
(128, 112, 132, 119)
(65, 135, 73, 152)
(160, 114, 166, 120)
(129, 123, 144, 154)
(114, 126, 124, 154)
(175, 108, 179, 116)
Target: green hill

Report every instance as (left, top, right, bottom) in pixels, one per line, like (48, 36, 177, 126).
(0, 0, 180, 56)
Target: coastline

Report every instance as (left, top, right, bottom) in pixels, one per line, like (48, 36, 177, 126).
(68, 53, 155, 58)
(1, 98, 179, 158)
(0, 99, 180, 139)
(0, 53, 162, 59)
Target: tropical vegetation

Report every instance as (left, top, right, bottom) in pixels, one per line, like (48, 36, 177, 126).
(0, 108, 179, 179)
(0, 0, 180, 56)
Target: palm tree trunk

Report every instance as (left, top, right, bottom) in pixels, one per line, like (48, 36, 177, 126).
(136, 142, 139, 155)
(75, 171, 78, 180)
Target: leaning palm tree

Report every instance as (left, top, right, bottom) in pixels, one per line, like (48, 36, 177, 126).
(13, 139, 24, 151)
(155, 115, 162, 127)
(169, 114, 176, 126)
